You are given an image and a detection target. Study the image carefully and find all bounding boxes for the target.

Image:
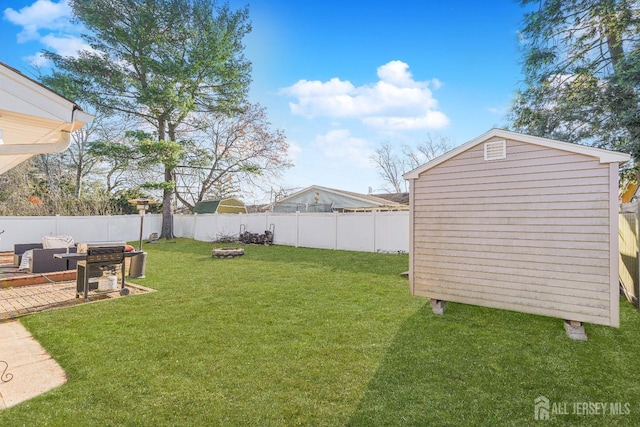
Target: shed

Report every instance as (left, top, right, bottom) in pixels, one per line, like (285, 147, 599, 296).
(0, 62, 93, 175)
(403, 129, 630, 327)
(273, 185, 406, 213)
(193, 198, 247, 214)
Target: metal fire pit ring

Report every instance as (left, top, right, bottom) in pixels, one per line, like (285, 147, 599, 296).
(212, 247, 245, 258)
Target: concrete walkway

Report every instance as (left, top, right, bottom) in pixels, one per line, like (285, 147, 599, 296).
(0, 281, 153, 409)
(0, 321, 67, 409)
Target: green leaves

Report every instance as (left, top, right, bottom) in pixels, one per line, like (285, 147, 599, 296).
(51, 0, 254, 236)
(138, 138, 185, 170)
(511, 0, 640, 161)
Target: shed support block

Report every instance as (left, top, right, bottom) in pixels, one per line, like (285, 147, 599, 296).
(430, 299, 445, 315)
(564, 320, 588, 341)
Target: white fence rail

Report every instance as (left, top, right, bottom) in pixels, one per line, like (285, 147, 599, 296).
(174, 211, 409, 253)
(0, 211, 409, 253)
(0, 214, 163, 252)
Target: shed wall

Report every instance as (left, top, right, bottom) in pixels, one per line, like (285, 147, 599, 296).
(411, 138, 618, 326)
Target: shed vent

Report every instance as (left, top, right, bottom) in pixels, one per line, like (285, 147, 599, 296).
(484, 140, 506, 161)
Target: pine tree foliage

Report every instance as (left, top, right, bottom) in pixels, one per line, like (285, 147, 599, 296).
(511, 0, 640, 161)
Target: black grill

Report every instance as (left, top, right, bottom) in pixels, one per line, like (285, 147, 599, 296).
(86, 246, 125, 265)
(77, 246, 126, 301)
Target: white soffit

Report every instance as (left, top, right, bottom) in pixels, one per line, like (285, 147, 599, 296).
(0, 62, 94, 175)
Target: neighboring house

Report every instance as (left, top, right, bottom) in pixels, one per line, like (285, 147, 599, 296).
(403, 128, 630, 328)
(193, 198, 247, 214)
(245, 203, 271, 213)
(0, 62, 93, 175)
(372, 192, 410, 205)
(272, 185, 407, 213)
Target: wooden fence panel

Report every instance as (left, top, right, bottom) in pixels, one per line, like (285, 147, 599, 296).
(619, 208, 638, 305)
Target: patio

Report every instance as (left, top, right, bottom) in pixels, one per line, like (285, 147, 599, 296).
(0, 252, 153, 321)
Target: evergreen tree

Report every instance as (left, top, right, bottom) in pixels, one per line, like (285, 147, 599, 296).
(45, 0, 251, 238)
(511, 0, 640, 162)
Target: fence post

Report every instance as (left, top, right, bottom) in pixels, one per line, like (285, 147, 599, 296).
(373, 210, 377, 253)
(193, 213, 198, 241)
(334, 211, 338, 250)
(295, 211, 299, 248)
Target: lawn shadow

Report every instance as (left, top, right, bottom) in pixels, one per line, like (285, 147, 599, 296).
(344, 300, 640, 427)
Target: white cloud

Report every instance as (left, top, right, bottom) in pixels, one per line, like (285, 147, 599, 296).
(363, 111, 450, 131)
(4, 0, 73, 43)
(376, 60, 415, 87)
(40, 33, 92, 57)
(3, 0, 90, 67)
(280, 60, 449, 131)
(286, 140, 303, 162)
(23, 51, 50, 67)
(23, 34, 94, 67)
(313, 129, 374, 168)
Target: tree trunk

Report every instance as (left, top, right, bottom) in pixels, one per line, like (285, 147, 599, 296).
(160, 165, 174, 239)
(158, 117, 174, 240)
(75, 156, 82, 198)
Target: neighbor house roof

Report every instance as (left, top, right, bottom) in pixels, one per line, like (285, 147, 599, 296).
(372, 192, 409, 205)
(276, 185, 405, 208)
(404, 128, 631, 180)
(0, 61, 93, 175)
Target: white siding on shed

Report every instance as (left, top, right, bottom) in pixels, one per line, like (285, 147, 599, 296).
(409, 134, 622, 326)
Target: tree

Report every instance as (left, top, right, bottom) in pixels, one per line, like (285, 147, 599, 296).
(371, 143, 404, 193)
(371, 135, 451, 192)
(86, 117, 144, 194)
(404, 134, 452, 170)
(510, 0, 640, 160)
(39, 72, 101, 198)
(44, 0, 252, 238)
(175, 103, 291, 210)
(0, 161, 40, 215)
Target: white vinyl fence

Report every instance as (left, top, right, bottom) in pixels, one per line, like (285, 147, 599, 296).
(0, 211, 409, 253)
(0, 214, 162, 252)
(174, 211, 409, 253)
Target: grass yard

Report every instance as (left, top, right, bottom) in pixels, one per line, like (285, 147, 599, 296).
(1, 239, 640, 426)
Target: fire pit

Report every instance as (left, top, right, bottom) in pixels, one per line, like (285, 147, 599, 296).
(212, 247, 244, 258)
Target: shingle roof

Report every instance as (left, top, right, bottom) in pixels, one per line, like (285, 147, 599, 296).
(277, 185, 405, 207)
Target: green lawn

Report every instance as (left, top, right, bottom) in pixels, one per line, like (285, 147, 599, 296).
(2, 239, 640, 426)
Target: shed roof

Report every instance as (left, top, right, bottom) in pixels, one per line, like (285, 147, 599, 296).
(193, 198, 247, 214)
(0, 61, 93, 175)
(404, 128, 631, 180)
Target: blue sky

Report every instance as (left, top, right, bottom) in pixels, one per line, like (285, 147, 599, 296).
(0, 0, 528, 200)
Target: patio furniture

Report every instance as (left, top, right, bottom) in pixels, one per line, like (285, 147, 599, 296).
(14, 243, 78, 274)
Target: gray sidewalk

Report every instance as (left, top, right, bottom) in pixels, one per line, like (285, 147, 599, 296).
(0, 321, 67, 409)
(0, 281, 153, 409)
